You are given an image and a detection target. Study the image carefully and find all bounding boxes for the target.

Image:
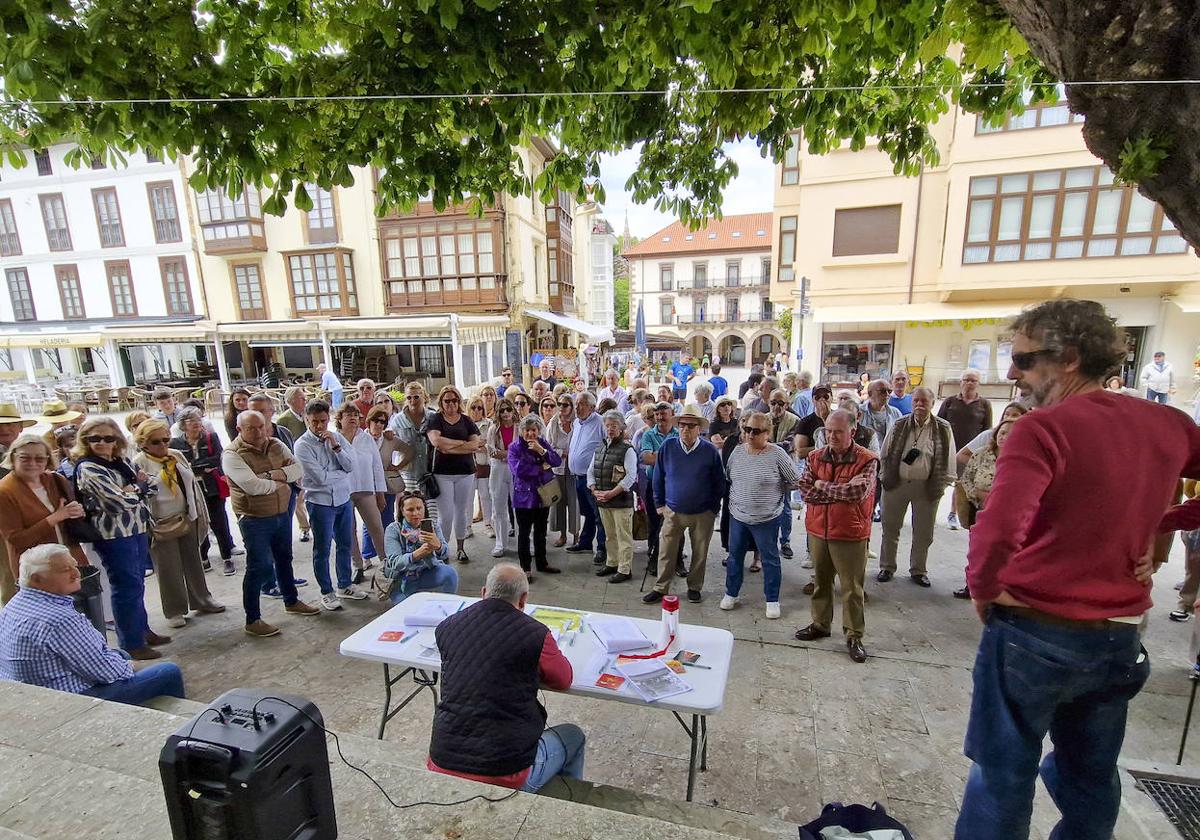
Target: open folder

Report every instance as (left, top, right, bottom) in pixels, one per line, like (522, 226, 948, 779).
(402, 600, 461, 627)
(589, 617, 654, 653)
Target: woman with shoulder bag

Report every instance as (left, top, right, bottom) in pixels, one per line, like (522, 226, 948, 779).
(467, 398, 495, 538)
(133, 421, 224, 628)
(170, 407, 238, 574)
(380, 491, 458, 604)
(508, 414, 562, 580)
(546, 395, 579, 548)
(953, 418, 1016, 600)
(73, 416, 170, 660)
(365, 405, 403, 560)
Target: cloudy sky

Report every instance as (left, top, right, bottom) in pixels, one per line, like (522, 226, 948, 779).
(598, 137, 775, 239)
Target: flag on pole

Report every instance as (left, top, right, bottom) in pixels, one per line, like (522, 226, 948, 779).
(635, 301, 647, 353)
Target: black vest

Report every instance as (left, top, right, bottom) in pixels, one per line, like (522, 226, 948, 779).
(592, 438, 633, 508)
(430, 598, 549, 776)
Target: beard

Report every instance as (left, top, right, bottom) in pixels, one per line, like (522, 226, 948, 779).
(1029, 376, 1058, 408)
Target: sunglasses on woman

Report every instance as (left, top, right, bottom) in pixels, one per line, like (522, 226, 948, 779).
(514, 400, 529, 406)
(740, 425, 768, 435)
(86, 435, 119, 444)
(146, 437, 170, 445)
(558, 401, 573, 408)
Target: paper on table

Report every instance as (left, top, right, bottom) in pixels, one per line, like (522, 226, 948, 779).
(403, 600, 460, 627)
(589, 617, 653, 653)
(416, 644, 441, 662)
(616, 659, 693, 703)
(529, 607, 586, 633)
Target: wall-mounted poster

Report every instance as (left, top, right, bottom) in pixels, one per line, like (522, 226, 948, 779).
(967, 340, 991, 381)
(995, 339, 1013, 381)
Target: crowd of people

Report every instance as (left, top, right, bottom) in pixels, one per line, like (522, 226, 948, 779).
(1, 302, 1199, 838)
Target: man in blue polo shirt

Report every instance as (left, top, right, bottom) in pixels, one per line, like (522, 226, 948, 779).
(887, 371, 913, 415)
(707, 363, 728, 400)
(669, 353, 696, 402)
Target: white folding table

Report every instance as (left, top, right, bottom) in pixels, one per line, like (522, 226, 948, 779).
(339, 591, 734, 801)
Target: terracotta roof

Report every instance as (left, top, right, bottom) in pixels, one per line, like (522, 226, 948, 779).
(623, 212, 773, 258)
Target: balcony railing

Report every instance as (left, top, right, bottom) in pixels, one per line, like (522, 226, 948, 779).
(677, 275, 770, 294)
(676, 310, 776, 325)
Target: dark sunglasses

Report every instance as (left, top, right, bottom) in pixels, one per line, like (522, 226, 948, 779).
(1011, 349, 1055, 371)
(541, 402, 556, 408)
(442, 398, 460, 404)
(769, 400, 787, 407)
(86, 435, 119, 444)
(740, 425, 768, 435)
(146, 437, 171, 445)
(514, 399, 529, 405)
(557, 401, 573, 407)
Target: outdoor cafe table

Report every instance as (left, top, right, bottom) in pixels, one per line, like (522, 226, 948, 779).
(339, 591, 735, 801)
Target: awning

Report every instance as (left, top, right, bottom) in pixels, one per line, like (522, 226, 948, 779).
(1, 332, 103, 349)
(812, 301, 1038, 325)
(325, 316, 451, 346)
(215, 320, 322, 346)
(525, 309, 613, 344)
(103, 322, 213, 345)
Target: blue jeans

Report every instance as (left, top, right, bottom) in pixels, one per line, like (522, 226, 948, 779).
(238, 512, 300, 623)
(388, 564, 459, 604)
(955, 607, 1150, 840)
(1146, 389, 1169, 404)
(778, 498, 793, 545)
(307, 500, 354, 594)
(364, 493, 396, 559)
(573, 474, 606, 551)
(83, 662, 185, 705)
(93, 533, 151, 651)
(725, 517, 782, 601)
(521, 723, 587, 792)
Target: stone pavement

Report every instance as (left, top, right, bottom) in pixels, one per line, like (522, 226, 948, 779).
(127, 494, 1196, 839)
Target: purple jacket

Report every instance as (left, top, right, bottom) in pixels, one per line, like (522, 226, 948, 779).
(508, 436, 562, 509)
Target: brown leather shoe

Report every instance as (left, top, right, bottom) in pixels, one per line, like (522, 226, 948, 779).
(285, 600, 321, 617)
(144, 631, 172, 646)
(196, 602, 226, 614)
(802, 581, 815, 596)
(128, 646, 162, 660)
(794, 624, 832, 641)
(847, 637, 867, 663)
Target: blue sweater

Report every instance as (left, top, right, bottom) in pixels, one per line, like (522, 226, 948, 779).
(652, 437, 726, 515)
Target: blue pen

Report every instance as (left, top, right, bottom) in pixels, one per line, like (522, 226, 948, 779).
(399, 631, 418, 645)
(455, 600, 466, 613)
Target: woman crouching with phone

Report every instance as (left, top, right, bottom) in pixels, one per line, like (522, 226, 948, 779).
(380, 492, 459, 604)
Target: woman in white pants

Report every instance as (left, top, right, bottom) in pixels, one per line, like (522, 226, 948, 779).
(426, 385, 483, 564)
(468, 397, 495, 538)
(486, 398, 517, 557)
(336, 404, 389, 581)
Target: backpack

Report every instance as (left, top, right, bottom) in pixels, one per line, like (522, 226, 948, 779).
(799, 801, 914, 840)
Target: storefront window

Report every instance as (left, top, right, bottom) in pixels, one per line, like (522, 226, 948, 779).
(821, 336, 893, 384)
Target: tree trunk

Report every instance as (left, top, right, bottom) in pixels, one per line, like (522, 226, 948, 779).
(995, 0, 1200, 249)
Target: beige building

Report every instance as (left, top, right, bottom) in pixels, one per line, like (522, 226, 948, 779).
(625, 213, 783, 366)
(770, 89, 1200, 400)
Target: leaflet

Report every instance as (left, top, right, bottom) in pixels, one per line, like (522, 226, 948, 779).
(616, 659, 693, 703)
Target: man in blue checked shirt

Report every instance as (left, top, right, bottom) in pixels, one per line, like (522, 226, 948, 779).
(0, 544, 184, 705)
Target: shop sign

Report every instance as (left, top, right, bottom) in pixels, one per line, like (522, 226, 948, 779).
(904, 318, 1006, 330)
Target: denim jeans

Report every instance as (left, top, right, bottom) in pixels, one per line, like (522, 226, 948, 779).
(238, 512, 300, 622)
(521, 723, 587, 792)
(93, 533, 152, 651)
(778, 498, 793, 545)
(573, 474, 606, 551)
(955, 607, 1150, 840)
(83, 662, 185, 705)
(1146, 389, 1169, 404)
(725, 517, 782, 602)
(363, 493, 396, 559)
(389, 564, 460, 604)
(307, 500, 354, 594)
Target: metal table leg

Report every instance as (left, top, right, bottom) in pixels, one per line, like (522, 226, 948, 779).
(377, 663, 439, 740)
(672, 711, 709, 801)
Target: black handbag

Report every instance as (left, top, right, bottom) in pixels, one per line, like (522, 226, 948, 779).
(63, 470, 104, 544)
(799, 801, 914, 840)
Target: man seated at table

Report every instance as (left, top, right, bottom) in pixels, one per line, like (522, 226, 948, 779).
(427, 562, 585, 792)
(0, 544, 185, 705)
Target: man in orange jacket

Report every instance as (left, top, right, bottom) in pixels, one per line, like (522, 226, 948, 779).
(793, 409, 879, 663)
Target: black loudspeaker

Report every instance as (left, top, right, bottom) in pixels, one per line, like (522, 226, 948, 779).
(159, 688, 337, 839)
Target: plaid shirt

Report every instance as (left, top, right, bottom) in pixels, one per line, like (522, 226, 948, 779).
(0, 587, 133, 694)
(799, 447, 878, 505)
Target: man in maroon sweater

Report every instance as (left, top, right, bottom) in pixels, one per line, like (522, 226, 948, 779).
(956, 299, 1200, 840)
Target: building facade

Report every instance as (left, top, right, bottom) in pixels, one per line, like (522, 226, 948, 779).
(770, 90, 1200, 400)
(584, 217, 616, 331)
(625, 213, 782, 366)
(0, 144, 207, 387)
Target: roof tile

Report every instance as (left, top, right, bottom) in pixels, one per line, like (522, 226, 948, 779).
(622, 212, 772, 257)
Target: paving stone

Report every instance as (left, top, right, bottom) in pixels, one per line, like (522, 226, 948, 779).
(874, 728, 966, 809)
(816, 749, 889, 813)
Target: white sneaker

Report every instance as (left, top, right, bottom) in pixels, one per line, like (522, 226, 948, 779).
(719, 595, 738, 611)
(765, 602, 781, 620)
(338, 584, 369, 601)
(167, 616, 187, 628)
(868, 548, 878, 560)
(360, 558, 377, 572)
(231, 546, 246, 556)
(491, 545, 505, 558)
(801, 558, 814, 569)
(320, 592, 343, 611)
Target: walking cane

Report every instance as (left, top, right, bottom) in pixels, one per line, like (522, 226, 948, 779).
(1177, 659, 1200, 765)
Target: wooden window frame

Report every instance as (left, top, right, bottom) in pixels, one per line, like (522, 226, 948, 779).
(284, 248, 358, 317)
(194, 187, 266, 253)
(693, 262, 708, 289)
(34, 150, 52, 176)
(159, 256, 194, 315)
(961, 165, 1187, 265)
(777, 216, 797, 282)
(55, 264, 86, 320)
(104, 260, 138, 318)
(379, 215, 506, 312)
(6, 268, 35, 321)
(146, 181, 182, 243)
(0, 199, 21, 256)
(231, 262, 269, 320)
(659, 263, 674, 291)
(304, 183, 340, 245)
(781, 131, 801, 186)
(832, 204, 903, 257)
(39, 193, 72, 252)
(91, 187, 125, 248)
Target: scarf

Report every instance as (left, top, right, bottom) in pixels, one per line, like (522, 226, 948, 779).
(143, 452, 180, 496)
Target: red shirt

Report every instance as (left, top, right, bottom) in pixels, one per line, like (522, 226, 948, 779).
(968, 389, 1200, 620)
(427, 629, 572, 789)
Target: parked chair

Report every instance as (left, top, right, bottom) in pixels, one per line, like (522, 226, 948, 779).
(116, 387, 135, 411)
(203, 387, 226, 418)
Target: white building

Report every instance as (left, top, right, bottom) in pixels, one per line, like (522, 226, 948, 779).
(0, 144, 207, 386)
(587, 217, 616, 331)
(624, 213, 782, 365)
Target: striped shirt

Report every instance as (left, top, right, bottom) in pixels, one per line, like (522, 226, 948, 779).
(726, 443, 802, 524)
(0, 587, 133, 694)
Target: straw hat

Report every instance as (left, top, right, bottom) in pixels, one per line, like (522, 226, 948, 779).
(676, 404, 710, 430)
(0, 403, 36, 428)
(33, 399, 84, 425)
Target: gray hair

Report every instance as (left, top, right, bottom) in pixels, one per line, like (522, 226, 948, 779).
(177, 406, 204, 427)
(247, 392, 273, 407)
(19, 543, 73, 589)
(574, 391, 597, 408)
(912, 386, 936, 401)
(485, 562, 529, 604)
(517, 414, 545, 435)
(0, 433, 52, 472)
(798, 371, 814, 387)
(285, 385, 306, 404)
(762, 377, 780, 392)
(867, 378, 891, 396)
(236, 409, 267, 430)
(602, 409, 626, 429)
(357, 378, 376, 389)
(604, 368, 619, 379)
(825, 408, 858, 428)
(694, 382, 713, 398)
